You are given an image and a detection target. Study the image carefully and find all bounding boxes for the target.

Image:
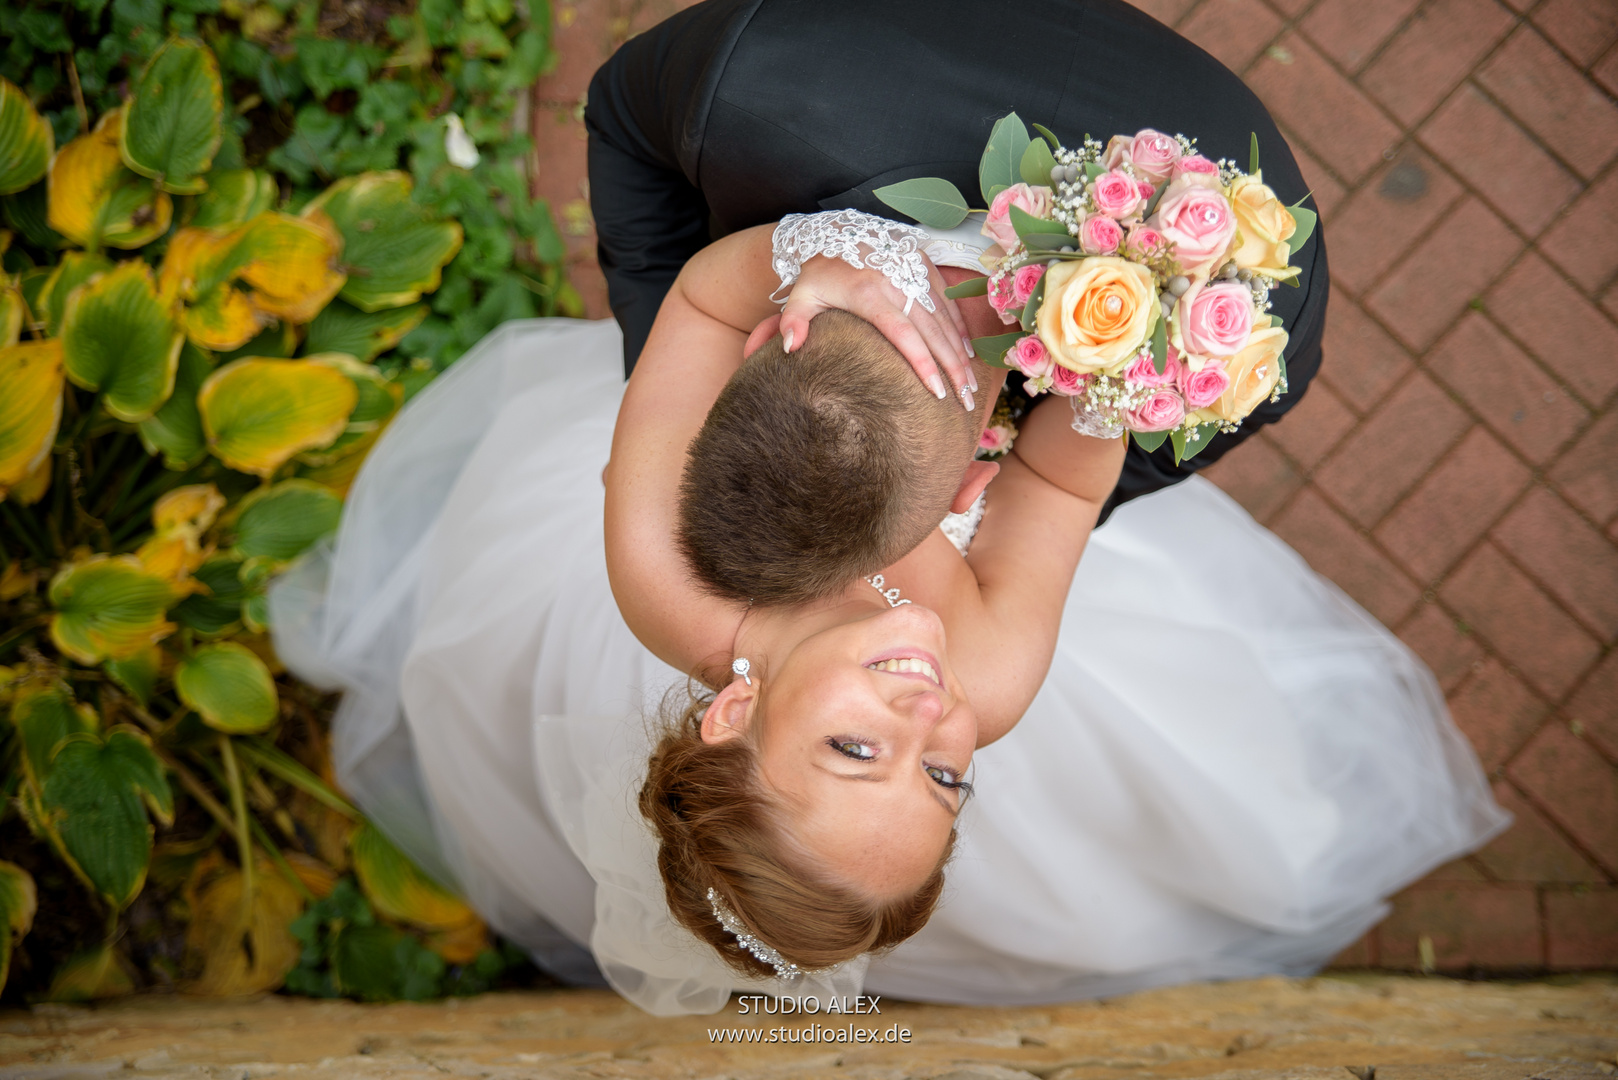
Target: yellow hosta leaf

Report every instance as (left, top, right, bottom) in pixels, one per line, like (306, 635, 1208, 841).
(0, 859, 36, 994)
(118, 37, 224, 196)
(198, 357, 356, 476)
(0, 76, 53, 196)
(424, 917, 489, 965)
(233, 212, 345, 324)
(0, 280, 23, 347)
(304, 172, 460, 312)
(184, 857, 303, 996)
(158, 224, 244, 303)
(0, 339, 64, 499)
(47, 110, 172, 251)
(185, 280, 264, 351)
(48, 555, 180, 664)
(60, 259, 183, 422)
(154, 483, 226, 534)
(8, 450, 52, 505)
(135, 530, 205, 582)
(351, 822, 475, 931)
(191, 169, 276, 228)
(284, 852, 337, 899)
(46, 944, 135, 1002)
(0, 563, 38, 600)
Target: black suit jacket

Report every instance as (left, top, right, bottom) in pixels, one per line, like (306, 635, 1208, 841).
(585, 0, 1329, 517)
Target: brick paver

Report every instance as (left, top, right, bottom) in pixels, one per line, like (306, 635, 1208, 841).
(526, 0, 1618, 976)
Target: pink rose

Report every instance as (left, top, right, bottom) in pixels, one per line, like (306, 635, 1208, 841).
(1010, 334, 1054, 378)
(1126, 388, 1187, 432)
(1124, 346, 1183, 388)
(1011, 263, 1046, 306)
(1173, 154, 1219, 179)
(1100, 134, 1133, 173)
(1178, 356, 1231, 409)
(1048, 363, 1088, 397)
(1125, 225, 1166, 257)
(1129, 130, 1182, 183)
(979, 424, 1014, 454)
(1138, 181, 1156, 200)
(982, 182, 1055, 251)
(1175, 280, 1255, 358)
(1149, 176, 1238, 277)
(1080, 214, 1124, 254)
(988, 272, 1020, 323)
(1091, 169, 1143, 219)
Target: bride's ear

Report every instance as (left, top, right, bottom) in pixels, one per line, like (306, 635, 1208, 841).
(951, 459, 1000, 515)
(700, 678, 757, 744)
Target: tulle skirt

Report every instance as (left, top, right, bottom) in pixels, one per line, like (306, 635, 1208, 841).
(271, 318, 1508, 1010)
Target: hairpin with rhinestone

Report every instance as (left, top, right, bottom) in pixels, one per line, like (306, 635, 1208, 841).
(707, 887, 814, 980)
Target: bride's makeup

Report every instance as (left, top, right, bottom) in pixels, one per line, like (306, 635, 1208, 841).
(824, 736, 972, 796)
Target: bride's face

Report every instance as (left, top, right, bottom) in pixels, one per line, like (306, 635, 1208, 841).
(752, 603, 976, 902)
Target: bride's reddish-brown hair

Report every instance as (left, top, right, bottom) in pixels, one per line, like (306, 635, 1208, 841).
(638, 688, 953, 979)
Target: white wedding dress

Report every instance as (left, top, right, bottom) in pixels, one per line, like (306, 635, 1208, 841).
(271, 294, 1507, 1016)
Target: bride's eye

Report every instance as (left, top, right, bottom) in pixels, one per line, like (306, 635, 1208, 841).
(925, 763, 968, 791)
(827, 736, 876, 761)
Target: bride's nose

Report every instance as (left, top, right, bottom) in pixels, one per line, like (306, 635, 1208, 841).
(895, 686, 947, 728)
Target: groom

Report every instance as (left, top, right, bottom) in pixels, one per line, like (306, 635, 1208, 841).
(585, 0, 1329, 523)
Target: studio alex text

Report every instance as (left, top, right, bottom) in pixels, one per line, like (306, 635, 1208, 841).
(735, 994, 882, 1015)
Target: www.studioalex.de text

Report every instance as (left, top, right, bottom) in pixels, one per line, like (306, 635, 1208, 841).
(708, 1023, 912, 1044)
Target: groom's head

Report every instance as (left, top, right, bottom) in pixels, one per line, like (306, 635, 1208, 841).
(678, 311, 982, 606)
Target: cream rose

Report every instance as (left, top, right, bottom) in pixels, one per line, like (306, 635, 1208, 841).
(1228, 174, 1300, 283)
(1192, 325, 1289, 423)
(1036, 256, 1159, 375)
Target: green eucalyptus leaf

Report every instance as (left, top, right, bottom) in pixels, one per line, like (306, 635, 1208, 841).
(138, 342, 214, 470)
(1024, 232, 1076, 252)
(944, 277, 989, 300)
(1287, 204, 1317, 254)
(872, 177, 971, 230)
(1031, 123, 1062, 151)
(1151, 315, 1168, 376)
(1132, 429, 1170, 453)
(230, 479, 342, 562)
(120, 38, 224, 195)
(1175, 421, 1222, 464)
(1084, 160, 1104, 183)
(60, 259, 183, 422)
(1249, 132, 1260, 176)
(175, 641, 278, 733)
(978, 111, 1030, 206)
(0, 77, 54, 196)
(1019, 137, 1058, 188)
(970, 330, 1027, 369)
(1009, 204, 1067, 240)
(42, 728, 173, 909)
(302, 300, 427, 361)
(304, 171, 462, 312)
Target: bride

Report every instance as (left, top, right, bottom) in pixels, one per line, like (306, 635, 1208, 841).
(270, 214, 1508, 1015)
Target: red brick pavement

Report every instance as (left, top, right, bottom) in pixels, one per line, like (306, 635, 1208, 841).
(528, 0, 1618, 974)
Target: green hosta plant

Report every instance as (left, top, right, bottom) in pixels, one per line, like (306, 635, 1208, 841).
(0, 39, 494, 1002)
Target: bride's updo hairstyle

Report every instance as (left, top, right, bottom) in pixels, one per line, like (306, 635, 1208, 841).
(640, 689, 954, 979)
(678, 310, 973, 607)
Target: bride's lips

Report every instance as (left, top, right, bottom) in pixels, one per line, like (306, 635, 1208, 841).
(863, 647, 945, 688)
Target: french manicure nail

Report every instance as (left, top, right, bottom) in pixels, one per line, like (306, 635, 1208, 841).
(928, 374, 947, 399)
(783, 328, 795, 352)
(963, 336, 975, 358)
(962, 387, 976, 411)
(968, 372, 979, 393)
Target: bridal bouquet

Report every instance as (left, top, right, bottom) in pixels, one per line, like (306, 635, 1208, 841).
(875, 114, 1316, 463)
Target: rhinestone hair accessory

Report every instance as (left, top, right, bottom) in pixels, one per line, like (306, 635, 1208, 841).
(771, 210, 937, 316)
(707, 887, 815, 980)
(731, 657, 752, 685)
(865, 574, 911, 607)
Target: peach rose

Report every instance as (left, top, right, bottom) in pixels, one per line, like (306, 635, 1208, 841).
(1192, 325, 1289, 423)
(1228, 173, 1300, 283)
(1036, 256, 1160, 375)
(1149, 176, 1237, 279)
(982, 183, 1055, 252)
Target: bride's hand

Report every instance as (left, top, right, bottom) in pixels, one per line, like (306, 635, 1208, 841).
(777, 252, 978, 408)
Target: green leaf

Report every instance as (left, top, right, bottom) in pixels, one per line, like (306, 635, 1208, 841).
(1031, 123, 1062, 151)
(0, 861, 37, 995)
(1084, 160, 1104, 184)
(970, 330, 1027, 369)
(44, 945, 134, 1001)
(1151, 314, 1168, 376)
(1024, 232, 1078, 252)
(0, 77, 55, 196)
(1249, 132, 1260, 176)
(171, 556, 245, 635)
(978, 112, 1030, 205)
(1019, 270, 1047, 333)
(872, 176, 971, 230)
(944, 277, 988, 300)
(60, 259, 183, 422)
(1019, 136, 1058, 188)
(1287, 204, 1317, 254)
(332, 923, 432, 1002)
(10, 682, 97, 787)
(174, 641, 278, 734)
(351, 823, 474, 931)
(230, 479, 341, 562)
(138, 342, 214, 469)
(120, 38, 224, 195)
(42, 728, 173, 908)
(1173, 421, 1222, 465)
(38, 251, 114, 337)
(302, 300, 427, 361)
(105, 646, 161, 707)
(49, 556, 178, 665)
(1131, 429, 1170, 453)
(1009, 204, 1067, 240)
(305, 172, 463, 312)
(198, 357, 358, 477)
(190, 168, 276, 228)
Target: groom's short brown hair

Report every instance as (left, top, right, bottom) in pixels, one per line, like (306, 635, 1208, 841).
(677, 311, 969, 606)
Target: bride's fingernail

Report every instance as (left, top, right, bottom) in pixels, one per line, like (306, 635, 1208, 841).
(928, 374, 947, 399)
(783, 328, 795, 352)
(963, 336, 976, 358)
(961, 387, 976, 411)
(968, 371, 979, 393)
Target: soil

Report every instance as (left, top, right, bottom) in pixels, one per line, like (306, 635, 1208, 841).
(1, 974, 1615, 1080)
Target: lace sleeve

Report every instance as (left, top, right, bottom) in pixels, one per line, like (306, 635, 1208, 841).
(770, 209, 938, 316)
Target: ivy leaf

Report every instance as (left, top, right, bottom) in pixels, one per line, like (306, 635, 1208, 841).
(872, 177, 970, 230)
(42, 728, 174, 909)
(978, 112, 1030, 206)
